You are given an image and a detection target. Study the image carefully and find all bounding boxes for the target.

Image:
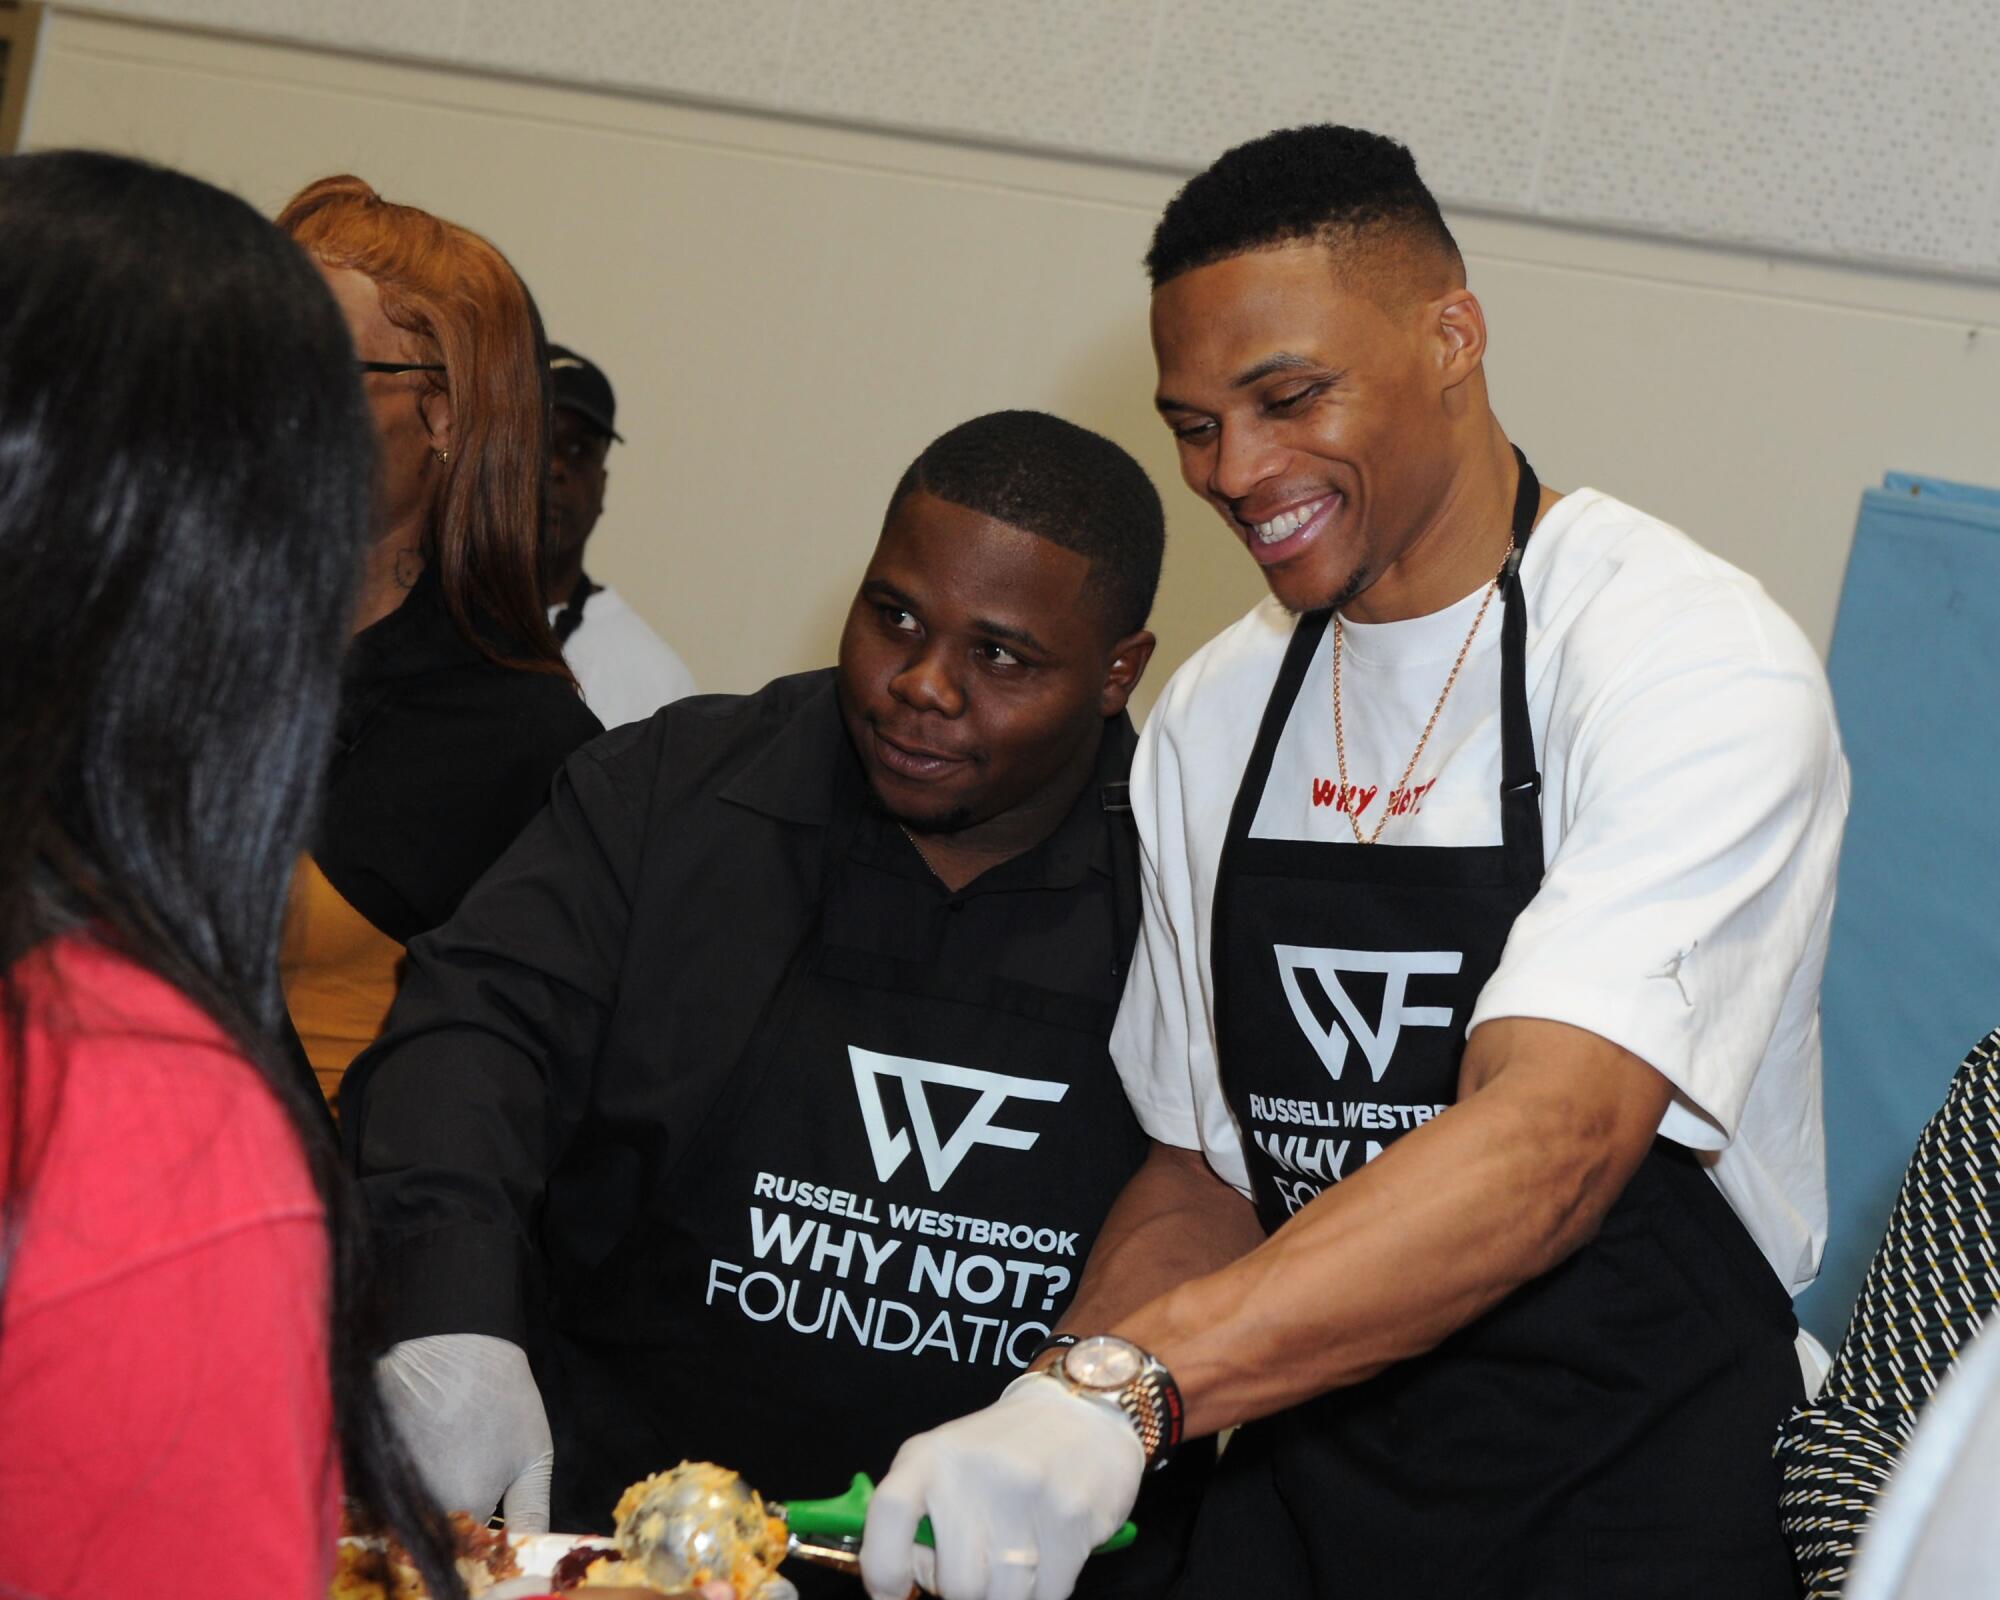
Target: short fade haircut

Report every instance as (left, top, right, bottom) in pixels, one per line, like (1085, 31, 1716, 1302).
(885, 410, 1164, 638)
(1145, 124, 1463, 295)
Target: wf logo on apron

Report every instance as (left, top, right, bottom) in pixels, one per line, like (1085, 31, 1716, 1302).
(849, 1046, 1071, 1192)
(1262, 946, 1463, 1216)
(1273, 945, 1464, 1083)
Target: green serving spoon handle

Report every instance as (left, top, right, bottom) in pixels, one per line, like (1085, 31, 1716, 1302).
(781, 1473, 1138, 1554)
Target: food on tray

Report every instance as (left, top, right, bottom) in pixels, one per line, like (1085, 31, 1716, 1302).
(331, 1509, 522, 1599)
(329, 1462, 788, 1599)
(549, 1544, 620, 1591)
(565, 1462, 789, 1597)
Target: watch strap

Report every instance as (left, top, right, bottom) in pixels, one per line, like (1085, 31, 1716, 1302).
(1027, 1331, 1080, 1367)
(1121, 1355, 1185, 1470)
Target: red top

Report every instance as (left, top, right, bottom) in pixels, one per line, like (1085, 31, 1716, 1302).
(0, 937, 338, 1600)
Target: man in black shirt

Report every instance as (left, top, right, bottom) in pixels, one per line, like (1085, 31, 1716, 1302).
(343, 410, 1204, 1593)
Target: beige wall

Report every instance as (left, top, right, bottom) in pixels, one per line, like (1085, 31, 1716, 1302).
(66, 0, 2000, 281)
(25, 11, 2000, 714)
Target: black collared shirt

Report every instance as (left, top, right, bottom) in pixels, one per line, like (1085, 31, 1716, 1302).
(343, 669, 1141, 1345)
(343, 673, 1222, 1589)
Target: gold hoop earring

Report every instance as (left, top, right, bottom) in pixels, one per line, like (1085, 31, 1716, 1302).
(435, 448, 450, 465)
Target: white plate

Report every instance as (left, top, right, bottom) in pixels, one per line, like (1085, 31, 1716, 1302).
(493, 1532, 610, 1596)
(338, 1532, 612, 1598)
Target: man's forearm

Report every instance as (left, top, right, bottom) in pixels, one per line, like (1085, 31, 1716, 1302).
(1055, 1140, 1265, 1340)
(1114, 1018, 1672, 1437)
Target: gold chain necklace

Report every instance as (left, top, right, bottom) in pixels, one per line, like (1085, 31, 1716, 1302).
(1332, 540, 1515, 846)
(899, 822, 948, 883)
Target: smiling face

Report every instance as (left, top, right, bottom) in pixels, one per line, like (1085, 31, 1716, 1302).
(1151, 241, 1484, 619)
(837, 488, 1151, 848)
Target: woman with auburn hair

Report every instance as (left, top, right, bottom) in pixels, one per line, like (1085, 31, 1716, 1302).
(0, 149, 466, 1600)
(274, 176, 600, 1111)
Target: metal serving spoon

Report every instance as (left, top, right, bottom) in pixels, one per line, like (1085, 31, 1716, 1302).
(618, 1463, 1137, 1588)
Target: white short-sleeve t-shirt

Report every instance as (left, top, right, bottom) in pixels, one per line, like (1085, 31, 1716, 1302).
(552, 584, 697, 731)
(1114, 488, 1848, 1294)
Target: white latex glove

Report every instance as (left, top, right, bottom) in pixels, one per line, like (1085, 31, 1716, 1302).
(860, 1376, 1144, 1600)
(378, 1332, 556, 1532)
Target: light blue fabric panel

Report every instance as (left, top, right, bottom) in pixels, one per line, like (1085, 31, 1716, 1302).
(1880, 471, 2000, 509)
(1796, 479, 2000, 1345)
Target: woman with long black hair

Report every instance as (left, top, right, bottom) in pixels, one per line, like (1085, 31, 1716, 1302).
(0, 151, 465, 1598)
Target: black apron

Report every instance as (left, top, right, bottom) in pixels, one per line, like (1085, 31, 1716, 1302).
(549, 759, 1207, 1595)
(1177, 454, 1803, 1598)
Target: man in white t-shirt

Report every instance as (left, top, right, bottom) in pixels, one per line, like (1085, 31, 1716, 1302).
(861, 126, 1848, 1600)
(544, 344, 697, 728)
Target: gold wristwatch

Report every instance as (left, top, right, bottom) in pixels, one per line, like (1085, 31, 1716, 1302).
(1046, 1334, 1185, 1470)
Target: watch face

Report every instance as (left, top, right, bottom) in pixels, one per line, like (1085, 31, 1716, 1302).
(1065, 1335, 1142, 1391)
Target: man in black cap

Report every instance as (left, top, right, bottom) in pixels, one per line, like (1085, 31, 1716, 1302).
(544, 342, 697, 728)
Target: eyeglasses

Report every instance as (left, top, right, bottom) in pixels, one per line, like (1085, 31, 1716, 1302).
(355, 361, 447, 375)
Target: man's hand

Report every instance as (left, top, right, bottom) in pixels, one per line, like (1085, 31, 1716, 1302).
(859, 1378, 1143, 1600)
(377, 1332, 555, 1530)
